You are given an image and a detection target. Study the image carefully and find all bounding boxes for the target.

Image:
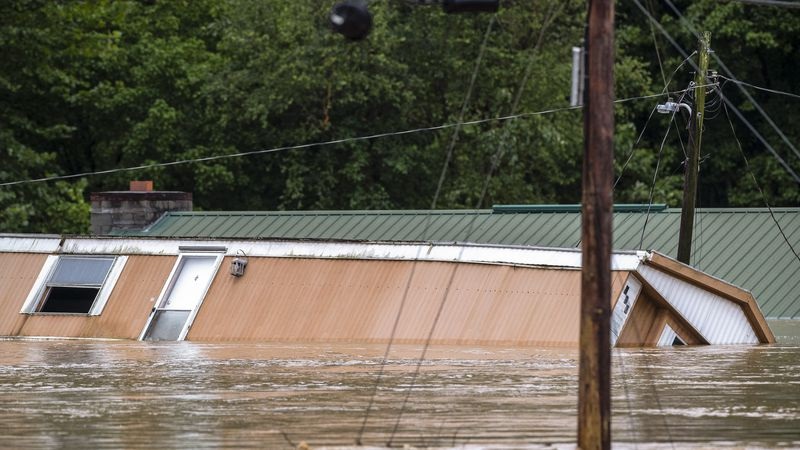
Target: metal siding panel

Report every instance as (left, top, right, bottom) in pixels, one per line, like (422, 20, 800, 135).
(237, 215, 265, 238)
(393, 214, 425, 240)
(657, 325, 678, 347)
(189, 257, 591, 346)
(641, 212, 680, 255)
(361, 214, 394, 241)
(325, 214, 360, 239)
(239, 215, 268, 238)
(474, 215, 512, 244)
(346, 215, 378, 240)
(547, 214, 579, 247)
(0, 253, 48, 335)
(614, 213, 647, 250)
(268, 214, 292, 237)
(506, 215, 532, 246)
(449, 214, 484, 242)
(390, 215, 423, 241)
(215, 215, 246, 237)
(184, 215, 213, 237)
(637, 265, 759, 344)
(195, 216, 224, 237)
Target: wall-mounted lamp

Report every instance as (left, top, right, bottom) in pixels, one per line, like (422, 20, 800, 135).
(230, 250, 248, 277)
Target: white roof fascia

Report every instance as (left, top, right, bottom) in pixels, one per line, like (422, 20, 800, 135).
(0, 235, 61, 253)
(2, 236, 647, 271)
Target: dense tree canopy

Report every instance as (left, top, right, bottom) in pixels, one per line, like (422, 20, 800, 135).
(1, 0, 798, 233)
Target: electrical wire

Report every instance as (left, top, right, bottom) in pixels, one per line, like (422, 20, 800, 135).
(0, 91, 683, 189)
(662, 0, 800, 164)
(430, 15, 495, 210)
(613, 51, 697, 190)
(475, 1, 566, 210)
(386, 5, 569, 443)
(360, 14, 497, 445)
(355, 253, 420, 446)
(630, 0, 800, 184)
(638, 90, 687, 250)
(718, 75, 800, 101)
(719, 87, 800, 268)
(637, 121, 669, 250)
(646, 0, 668, 88)
(721, 0, 800, 8)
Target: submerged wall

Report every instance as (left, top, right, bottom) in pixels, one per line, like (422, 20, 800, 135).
(189, 257, 629, 346)
(0, 236, 771, 346)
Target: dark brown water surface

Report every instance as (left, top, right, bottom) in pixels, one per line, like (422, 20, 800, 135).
(0, 321, 798, 449)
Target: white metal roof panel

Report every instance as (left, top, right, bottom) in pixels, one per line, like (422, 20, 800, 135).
(637, 264, 759, 345)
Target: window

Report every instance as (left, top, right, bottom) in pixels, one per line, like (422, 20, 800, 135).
(21, 255, 127, 315)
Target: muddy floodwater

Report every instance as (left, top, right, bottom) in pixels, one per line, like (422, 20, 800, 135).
(0, 321, 798, 450)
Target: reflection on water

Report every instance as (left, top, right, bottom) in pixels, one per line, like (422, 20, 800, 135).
(0, 322, 798, 449)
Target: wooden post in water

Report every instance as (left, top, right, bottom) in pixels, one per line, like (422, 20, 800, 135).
(677, 32, 711, 265)
(578, 0, 614, 449)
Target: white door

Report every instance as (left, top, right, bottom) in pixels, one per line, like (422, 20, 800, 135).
(141, 254, 221, 341)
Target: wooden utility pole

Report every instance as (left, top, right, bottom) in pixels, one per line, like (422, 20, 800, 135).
(677, 32, 710, 265)
(578, 0, 614, 449)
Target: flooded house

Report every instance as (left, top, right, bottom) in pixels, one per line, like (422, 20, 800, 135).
(0, 185, 789, 346)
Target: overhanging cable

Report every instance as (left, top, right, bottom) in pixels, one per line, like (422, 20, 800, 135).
(431, 15, 495, 210)
(639, 89, 687, 250)
(614, 51, 697, 190)
(358, 13, 496, 446)
(0, 91, 683, 189)
(720, 88, 800, 266)
(476, 1, 566, 209)
(662, 0, 800, 163)
(630, 0, 800, 184)
(718, 75, 800, 101)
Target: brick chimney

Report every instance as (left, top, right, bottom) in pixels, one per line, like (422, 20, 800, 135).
(90, 181, 192, 235)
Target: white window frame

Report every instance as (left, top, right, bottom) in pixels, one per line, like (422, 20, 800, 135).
(20, 255, 128, 316)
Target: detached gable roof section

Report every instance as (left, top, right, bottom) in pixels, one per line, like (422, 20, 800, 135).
(637, 251, 775, 344)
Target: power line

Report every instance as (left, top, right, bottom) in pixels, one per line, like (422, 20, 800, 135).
(662, 0, 800, 163)
(631, 0, 800, 184)
(719, 88, 800, 267)
(639, 89, 688, 250)
(0, 91, 680, 189)
(476, 1, 567, 211)
(358, 15, 496, 447)
(718, 75, 800, 101)
(614, 51, 697, 190)
(720, 0, 800, 8)
(431, 15, 495, 210)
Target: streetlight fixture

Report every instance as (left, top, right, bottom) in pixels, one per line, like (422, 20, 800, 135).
(330, 0, 372, 41)
(330, 0, 500, 40)
(656, 99, 692, 115)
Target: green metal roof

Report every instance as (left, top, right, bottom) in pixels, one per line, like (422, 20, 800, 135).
(121, 206, 800, 319)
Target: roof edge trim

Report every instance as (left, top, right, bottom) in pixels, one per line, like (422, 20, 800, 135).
(0, 236, 647, 271)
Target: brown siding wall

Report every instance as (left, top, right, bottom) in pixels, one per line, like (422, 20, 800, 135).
(617, 286, 705, 347)
(16, 255, 175, 339)
(189, 257, 631, 347)
(617, 290, 659, 347)
(0, 253, 48, 335)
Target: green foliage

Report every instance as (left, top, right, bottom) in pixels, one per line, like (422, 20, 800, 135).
(1, 0, 798, 234)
